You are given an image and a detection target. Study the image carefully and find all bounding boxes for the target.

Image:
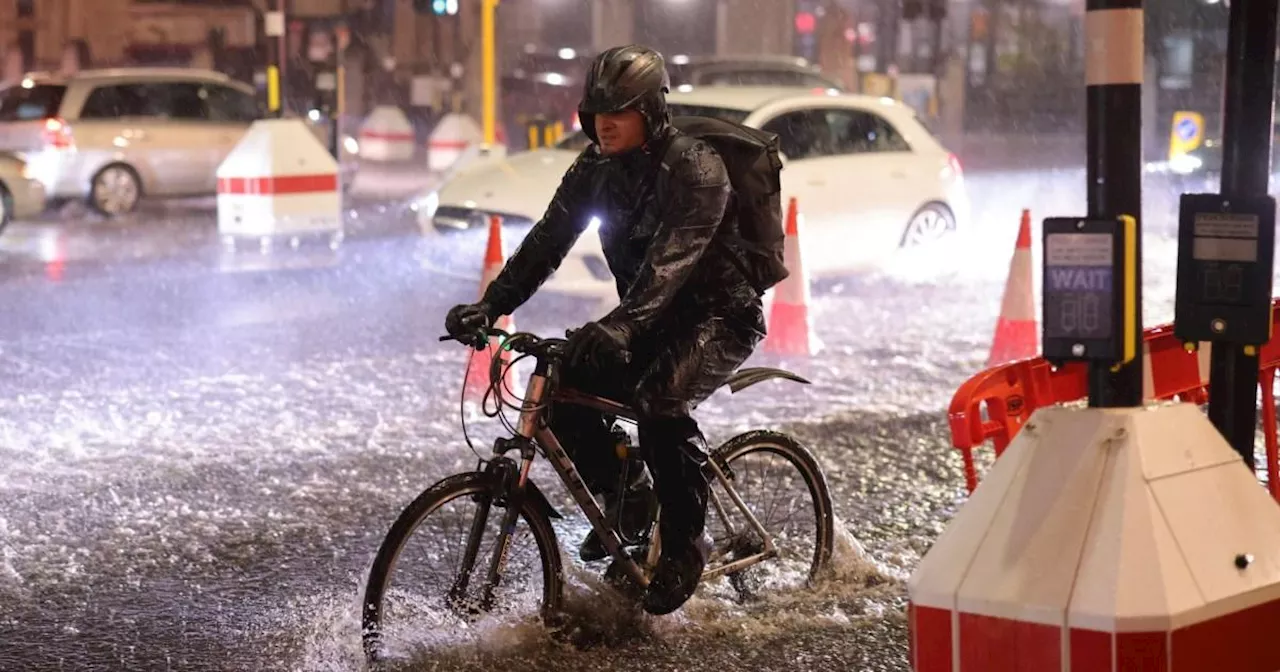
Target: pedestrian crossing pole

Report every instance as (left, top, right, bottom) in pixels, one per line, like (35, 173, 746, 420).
(264, 0, 285, 118)
(1084, 0, 1145, 407)
(1204, 0, 1280, 469)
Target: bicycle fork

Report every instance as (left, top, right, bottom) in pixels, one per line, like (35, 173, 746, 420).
(448, 448, 536, 613)
(449, 370, 572, 613)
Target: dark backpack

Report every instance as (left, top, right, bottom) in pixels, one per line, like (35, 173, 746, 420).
(659, 115, 789, 293)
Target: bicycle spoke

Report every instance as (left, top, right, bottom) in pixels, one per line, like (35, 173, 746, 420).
(702, 437, 829, 602)
(367, 482, 550, 662)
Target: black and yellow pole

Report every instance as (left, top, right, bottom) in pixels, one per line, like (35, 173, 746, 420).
(1084, 0, 1144, 407)
(1206, 0, 1280, 469)
(265, 0, 284, 118)
(333, 22, 349, 167)
(481, 0, 500, 147)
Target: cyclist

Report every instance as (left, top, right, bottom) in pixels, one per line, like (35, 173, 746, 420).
(445, 44, 766, 615)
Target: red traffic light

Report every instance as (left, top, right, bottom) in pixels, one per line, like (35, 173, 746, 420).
(795, 11, 816, 34)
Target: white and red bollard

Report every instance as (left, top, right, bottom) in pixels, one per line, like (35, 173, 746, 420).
(908, 403, 1280, 672)
(357, 106, 416, 162)
(216, 118, 343, 248)
(427, 113, 483, 174)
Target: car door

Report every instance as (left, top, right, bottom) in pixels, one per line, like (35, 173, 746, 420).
(823, 107, 924, 254)
(161, 81, 232, 194)
(78, 82, 206, 196)
(758, 109, 842, 273)
(762, 106, 916, 271)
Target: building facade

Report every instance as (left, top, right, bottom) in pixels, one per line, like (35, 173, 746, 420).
(0, 0, 258, 84)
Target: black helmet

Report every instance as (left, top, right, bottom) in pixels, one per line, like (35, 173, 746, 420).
(578, 45, 671, 145)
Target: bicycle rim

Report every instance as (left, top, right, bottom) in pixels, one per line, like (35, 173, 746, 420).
(703, 431, 835, 601)
(362, 472, 562, 664)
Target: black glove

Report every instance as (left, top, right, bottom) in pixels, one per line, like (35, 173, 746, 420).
(564, 320, 633, 370)
(445, 301, 499, 349)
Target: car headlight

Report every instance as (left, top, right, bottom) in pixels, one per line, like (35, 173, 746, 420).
(412, 191, 440, 217)
(21, 164, 33, 180)
(1169, 153, 1204, 175)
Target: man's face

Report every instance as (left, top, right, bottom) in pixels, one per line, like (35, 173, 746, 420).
(595, 109, 646, 155)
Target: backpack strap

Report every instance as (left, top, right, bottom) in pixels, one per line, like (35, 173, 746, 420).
(658, 132, 697, 171)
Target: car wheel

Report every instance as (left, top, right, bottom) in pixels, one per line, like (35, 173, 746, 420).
(901, 202, 955, 247)
(90, 164, 142, 217)
(0, 182, 12, 234)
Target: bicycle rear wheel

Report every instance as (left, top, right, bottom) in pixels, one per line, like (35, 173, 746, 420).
(361, 471, 563, 664)
(704, 430, 835, 601)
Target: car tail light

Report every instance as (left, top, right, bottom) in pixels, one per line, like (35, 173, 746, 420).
(942, 152, 963, 180)
(42, 117, 73, 149)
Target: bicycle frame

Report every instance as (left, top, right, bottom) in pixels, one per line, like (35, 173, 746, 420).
(478, 352, 782, 595)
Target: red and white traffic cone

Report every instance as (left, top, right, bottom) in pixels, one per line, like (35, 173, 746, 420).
(986, 208, 1038, 367)
(764, 197, 821, 357)
(465, 215, 514, 399)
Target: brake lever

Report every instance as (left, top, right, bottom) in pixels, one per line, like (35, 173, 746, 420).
(439, 332, 489, 350)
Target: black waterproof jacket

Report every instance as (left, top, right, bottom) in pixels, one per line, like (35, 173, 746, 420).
(482, 127, 760, 333)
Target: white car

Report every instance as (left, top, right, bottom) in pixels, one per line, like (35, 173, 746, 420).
(0, 68, 261, 216)
(419, 86, 970, 295)
(0, 152, 46, 231)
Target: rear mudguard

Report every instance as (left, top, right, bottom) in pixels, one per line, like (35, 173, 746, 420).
(724, 366, 811, 394)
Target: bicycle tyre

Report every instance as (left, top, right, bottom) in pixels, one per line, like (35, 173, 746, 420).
(361, 471, 563, 663)
(710, 429, 835, 587)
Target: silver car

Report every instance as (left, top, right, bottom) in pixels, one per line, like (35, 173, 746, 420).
(0, 151, 45, 231)
(0, 67, 261, 216)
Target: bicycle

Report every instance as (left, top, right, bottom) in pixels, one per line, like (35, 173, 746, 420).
(361, 327, 835, 664)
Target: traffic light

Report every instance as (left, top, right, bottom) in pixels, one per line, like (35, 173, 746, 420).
(413, 0, 458, 14)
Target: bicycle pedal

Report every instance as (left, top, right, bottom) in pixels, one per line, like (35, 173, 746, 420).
(603, 549, 650, 601)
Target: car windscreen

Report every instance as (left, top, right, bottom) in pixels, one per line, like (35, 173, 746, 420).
(0, 84, 67, 121)
(696, 69, 839, 90)
(554, 103, 754, 151)
(668, 103, 752, 124)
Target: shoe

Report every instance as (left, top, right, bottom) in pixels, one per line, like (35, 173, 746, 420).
(641, 532, 713, 616)
(579, 480, 657, 562)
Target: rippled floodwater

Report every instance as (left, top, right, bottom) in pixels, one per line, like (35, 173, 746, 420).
(0, 165, 1252, 671)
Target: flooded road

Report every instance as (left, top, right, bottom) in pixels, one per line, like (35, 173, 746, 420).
(0, 162, 1220, 671)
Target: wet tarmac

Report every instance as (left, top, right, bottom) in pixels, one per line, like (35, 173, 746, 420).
(0, 158, 1250, 671)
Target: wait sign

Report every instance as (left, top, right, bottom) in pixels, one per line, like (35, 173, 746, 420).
(1042, 216, 1137, 365)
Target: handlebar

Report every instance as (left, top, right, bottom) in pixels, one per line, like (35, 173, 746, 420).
(439, 327, 568, 360)
(440, 327, 631, 364)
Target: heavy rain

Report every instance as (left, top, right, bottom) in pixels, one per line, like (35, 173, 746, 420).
(0, 0, 1275, 670)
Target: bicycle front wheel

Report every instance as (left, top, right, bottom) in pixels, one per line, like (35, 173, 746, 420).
(361, 471, 563, 664)
(705, 430, 835, 601)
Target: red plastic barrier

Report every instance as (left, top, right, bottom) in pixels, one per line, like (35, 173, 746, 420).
(949, 299, 1280, 496)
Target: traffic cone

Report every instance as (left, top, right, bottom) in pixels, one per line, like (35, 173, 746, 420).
(986, 208, 1038, 367)
(764, 198, 821, 357)
(465, 215, 515, 398)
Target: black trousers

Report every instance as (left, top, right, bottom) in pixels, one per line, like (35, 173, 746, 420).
(550, 300, 765, 552)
